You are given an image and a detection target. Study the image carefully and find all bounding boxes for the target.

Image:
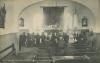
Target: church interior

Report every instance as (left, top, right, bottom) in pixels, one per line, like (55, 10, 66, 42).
(0, 0, 100, 63)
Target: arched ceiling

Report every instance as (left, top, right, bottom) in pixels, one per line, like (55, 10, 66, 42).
(18, 0, 96, 18)
(18, 0, 96, 33)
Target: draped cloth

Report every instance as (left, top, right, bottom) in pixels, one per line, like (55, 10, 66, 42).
(43, 7, 64, 29)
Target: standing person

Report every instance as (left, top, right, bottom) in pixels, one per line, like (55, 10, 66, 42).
(50, 33, 57, 56)
(63, 33, 69, 47)
(35, 33, 40, 47)
(51, 33, 57, 47)
(58, 36, 65, 55)
(75, 33, 79, 43)
(25, 33, 32, 47)
(19, 32, 26, 50)
(73, 32, 77, 42)
(31, 32, 35, 47)
(40, 32, 46, 47)
(87, 31, 96, 51)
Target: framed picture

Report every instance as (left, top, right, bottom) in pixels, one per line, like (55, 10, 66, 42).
(82, 16, 88, 27)
(19, 17, 24, 27)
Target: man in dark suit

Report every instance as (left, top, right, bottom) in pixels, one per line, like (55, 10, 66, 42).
(35, 33, 41, 47)
(19, 32, 26, 50)
(41, 32, 46, 47)
(63, 33, 69, 47)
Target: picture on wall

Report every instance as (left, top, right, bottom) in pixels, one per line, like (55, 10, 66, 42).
(82, 16, 88, 27)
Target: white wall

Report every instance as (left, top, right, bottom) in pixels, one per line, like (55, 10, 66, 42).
(0, 0, 99, 35)
(0, 0, 15, 34)
(73, 0, 100, 33)
(18, 0, 95, 33)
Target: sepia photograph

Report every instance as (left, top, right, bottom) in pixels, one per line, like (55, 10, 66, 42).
(0, 0, 100, 63)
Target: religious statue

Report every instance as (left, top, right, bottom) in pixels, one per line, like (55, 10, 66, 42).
(0, 4, 6, 28)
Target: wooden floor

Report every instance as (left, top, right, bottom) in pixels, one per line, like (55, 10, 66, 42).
(1, 46, 100, 63)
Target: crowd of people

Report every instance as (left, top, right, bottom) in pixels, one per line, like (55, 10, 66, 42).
(19, 32, 69, 55)
(19, 30, 95, 55)
(19, 32, 69, 50)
